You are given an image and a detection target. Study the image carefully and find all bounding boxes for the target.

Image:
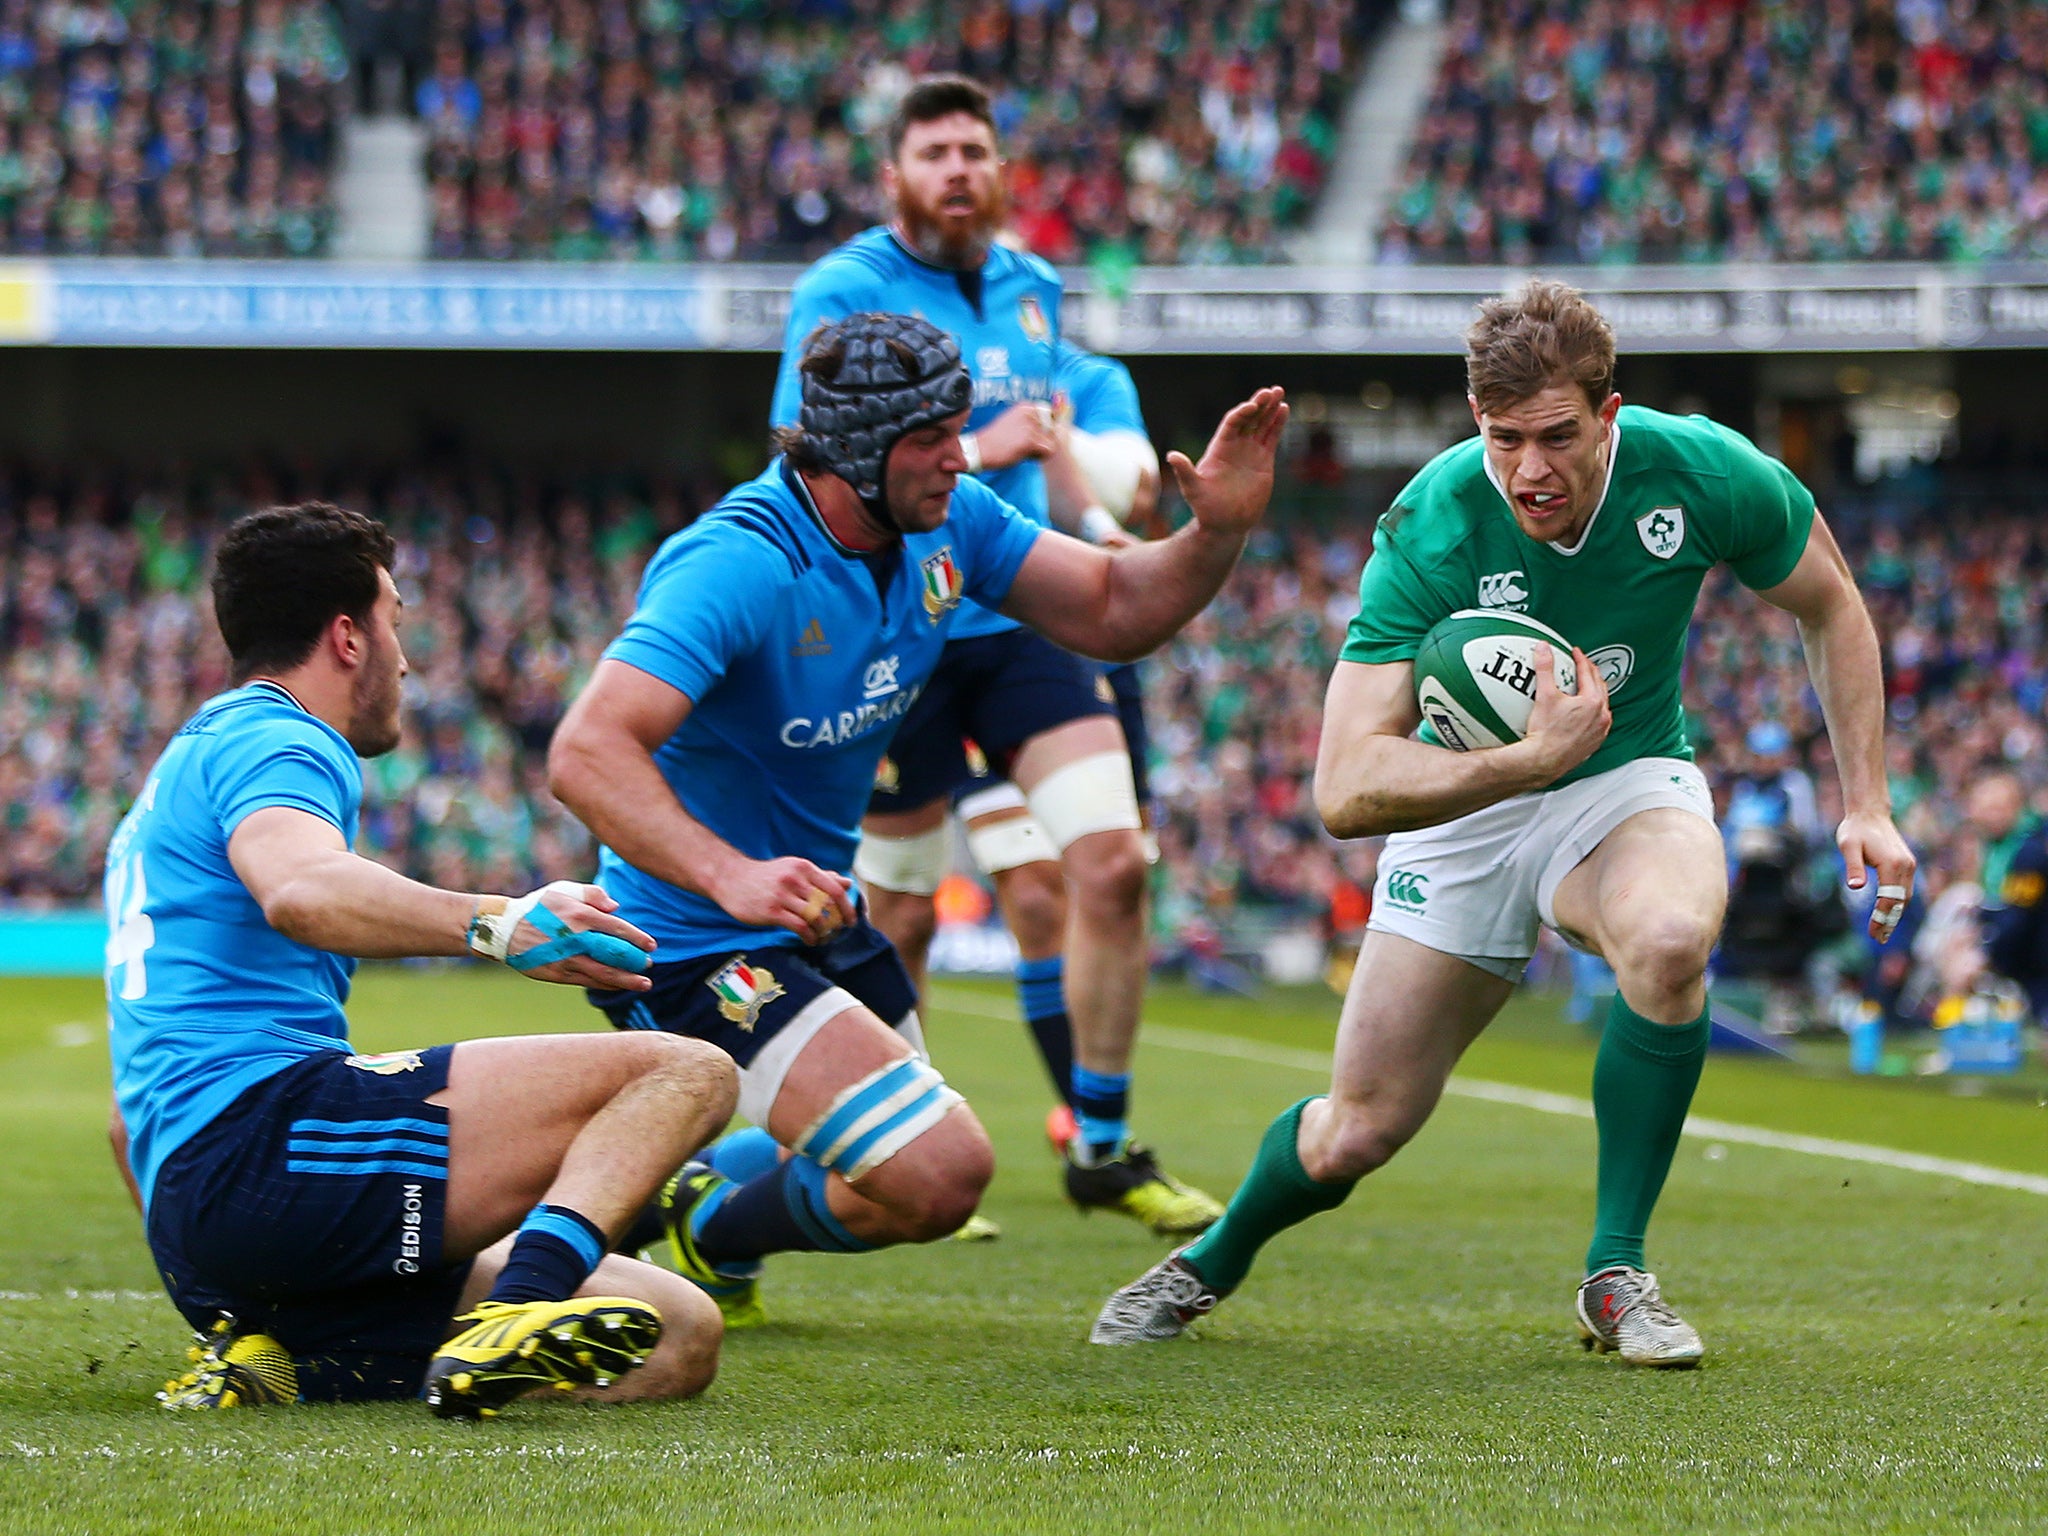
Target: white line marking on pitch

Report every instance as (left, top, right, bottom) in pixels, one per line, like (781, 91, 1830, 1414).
(930, 990, 2048, 1198)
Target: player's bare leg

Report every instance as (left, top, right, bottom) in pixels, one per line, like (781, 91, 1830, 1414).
(1011, 715, 1147, 1084)
(985, 847, 1074, 1144)
(861, 798, 949, 997)
(1007, 714, 1223, 1233)
(1549, 806, 1726, 1367)
(1094, 933, 1512, 1341)
(417, 1032, 737, 1416)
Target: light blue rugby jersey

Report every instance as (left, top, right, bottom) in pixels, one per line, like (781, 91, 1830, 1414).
(770, 225, 1061, 642)
(105, 683, 364, 1209)
(1056, 340, 1148, 438)
(597, 458, 1044, 961)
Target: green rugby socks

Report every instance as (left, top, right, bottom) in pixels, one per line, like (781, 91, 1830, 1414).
(1585, 994, 1710, 1276)
(1182, 1097, 1356, 1293)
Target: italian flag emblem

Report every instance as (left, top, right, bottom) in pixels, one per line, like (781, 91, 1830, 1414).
(920, 546, 963, 621)
(707, 958, 785, 1031)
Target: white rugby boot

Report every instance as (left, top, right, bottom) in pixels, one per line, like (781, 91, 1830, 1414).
(1575, 1266, 1705, 1368)
(1089, 1249, 1226, 1344)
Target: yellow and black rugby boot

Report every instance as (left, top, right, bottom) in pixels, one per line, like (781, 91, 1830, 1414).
(158, 1316, 298, 1409)
(646, 1161, 767, 1329)
(422, 1297, 660, 1419)
(1064, 1142, 1225, 1237)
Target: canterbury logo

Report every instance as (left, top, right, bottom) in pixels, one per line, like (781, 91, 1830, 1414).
(1385, 871, 1429, 906)
(1478, 570, 1528, 609)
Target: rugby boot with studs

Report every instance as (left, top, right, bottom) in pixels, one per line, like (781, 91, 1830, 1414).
(1089, 1248, 1227, 1344)
(1065, 1141, 1225, 1236)
(158, 1315, 298, 1409)
(1576, 1266, 1705, 1368)
(423, 1297, 661, 1419)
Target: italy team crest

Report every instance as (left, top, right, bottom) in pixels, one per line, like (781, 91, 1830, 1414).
(920, 546, 964, 621)
(344, 1050, 424, 1075)
(1017, 294, 1050, 343)
(707, 959, 784, 1031)
(1636, 505, 1685, 559)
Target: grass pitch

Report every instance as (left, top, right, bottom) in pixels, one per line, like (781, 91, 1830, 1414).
(2, 968, 2045, 1534)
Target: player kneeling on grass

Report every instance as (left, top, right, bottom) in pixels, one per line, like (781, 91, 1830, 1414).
(1094, 278, 1916, 1364)
(108, 503, 736, 1418)
(548, 312, 1284, 1329)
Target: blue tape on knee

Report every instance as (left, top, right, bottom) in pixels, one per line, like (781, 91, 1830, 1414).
(785, 1155, 873, 1253)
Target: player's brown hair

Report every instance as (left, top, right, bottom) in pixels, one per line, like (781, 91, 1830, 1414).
(886, 75, 997, 158)
(1465, 278, 1617, 415)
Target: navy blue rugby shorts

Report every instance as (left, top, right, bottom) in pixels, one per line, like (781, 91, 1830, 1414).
(868, 628, 1114, 813)
(145, 1044, 471, 1402)
(590, 917, 919, 1123)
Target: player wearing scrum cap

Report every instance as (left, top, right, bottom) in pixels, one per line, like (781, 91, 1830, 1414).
(551, 312, 1286, 1327)
(1094, 278, 1914, 1364)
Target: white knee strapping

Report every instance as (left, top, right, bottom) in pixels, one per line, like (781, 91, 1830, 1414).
(852, 823, 952, 896)
(894, 1007, 929, 1061)
(793, 1054, 962, 1180)
(954, 780, 1027, 820)
(735, 986, 859, 1125)
(1026, 750, 1143, 851)
(966, 812, 1056, 875)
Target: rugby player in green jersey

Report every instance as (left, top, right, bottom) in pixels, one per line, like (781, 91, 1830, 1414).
(1093, 279, 1917, 1364)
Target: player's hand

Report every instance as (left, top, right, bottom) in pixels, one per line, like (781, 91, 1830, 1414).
(1838, 810, 1916, 943)
(508, 882, 657, 992)
(1168, 387, 1288, 541)
(717, 856, 857, 945)
(974, 402, 1060, 469)
(1514, 644, 1610, 785)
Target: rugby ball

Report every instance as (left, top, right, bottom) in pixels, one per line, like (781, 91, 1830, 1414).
(1413, 609, 1578, 751)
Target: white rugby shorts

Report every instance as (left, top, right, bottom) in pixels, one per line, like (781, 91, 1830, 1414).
(1366, 757, 1715, 982)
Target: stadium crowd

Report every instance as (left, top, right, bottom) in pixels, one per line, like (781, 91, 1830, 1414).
(0, 457, 2036, 1028)
(0, 0, 348, 256)
(416, 0, 1366, 264)
(1382, 0, 2048, 265)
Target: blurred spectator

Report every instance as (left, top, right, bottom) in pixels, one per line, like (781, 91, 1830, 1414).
(1383, 0, 2048, 265)
(0, 0, 346, 256)
(418, 0, 1367, 263)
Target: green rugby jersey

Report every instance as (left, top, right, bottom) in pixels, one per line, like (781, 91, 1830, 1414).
(1341, 404, 1816, 789)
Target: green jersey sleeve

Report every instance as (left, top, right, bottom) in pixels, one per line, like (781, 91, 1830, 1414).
(1340, 511, 1456, 664)
(1714, 424, 1816, 590)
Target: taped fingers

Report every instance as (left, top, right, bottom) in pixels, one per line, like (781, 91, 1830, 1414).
(1871, 883, 1909, 943)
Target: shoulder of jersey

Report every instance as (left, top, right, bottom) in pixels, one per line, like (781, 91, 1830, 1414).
(1380, 436, 1492, 544)
(996, 243, 1062, 288)
(1614, 403, 1744, 481)
(668, 472, 813, 585)
(795, 226, 903, 292)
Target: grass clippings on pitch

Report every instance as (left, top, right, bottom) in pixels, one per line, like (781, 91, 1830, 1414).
(2, 967, 2044, 1535)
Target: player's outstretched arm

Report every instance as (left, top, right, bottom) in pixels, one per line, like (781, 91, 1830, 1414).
(1315, 647, 1611, 838)
(999, 387, 1286, 661)
(227, 807, 655, 989)
(1757, 513, 1917, 940)
(549, 659, 855, 946)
